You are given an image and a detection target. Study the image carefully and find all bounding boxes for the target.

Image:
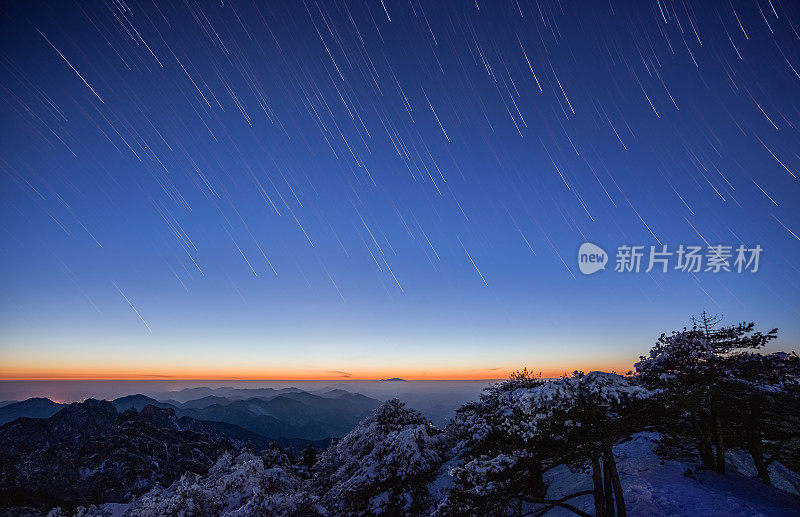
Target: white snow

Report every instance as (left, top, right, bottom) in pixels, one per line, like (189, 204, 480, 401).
(540, 432, 800, 517)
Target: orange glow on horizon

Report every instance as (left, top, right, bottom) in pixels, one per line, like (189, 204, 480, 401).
(0, 363, 633, 381)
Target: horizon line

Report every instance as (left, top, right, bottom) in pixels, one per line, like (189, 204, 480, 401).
(0, 377, 510, 382)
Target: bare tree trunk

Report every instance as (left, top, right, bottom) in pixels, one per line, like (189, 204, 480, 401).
(591, 451, 606, 517)
(747, 406, 771, 485)
(713, 409, 726, 475)
(603, 455, 614, 516)
(603, 440, 626, 516)
(693, 417, 715, 470)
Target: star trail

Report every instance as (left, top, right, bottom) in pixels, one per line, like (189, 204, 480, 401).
(0, 0, 798, 379)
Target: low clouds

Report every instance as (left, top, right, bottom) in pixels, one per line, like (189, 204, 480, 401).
(326, 370, 352, 378)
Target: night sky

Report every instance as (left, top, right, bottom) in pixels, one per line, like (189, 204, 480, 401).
(1, 0, 799, 380)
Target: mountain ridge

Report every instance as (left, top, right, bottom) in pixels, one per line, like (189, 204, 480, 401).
(0, 387, 382, 442)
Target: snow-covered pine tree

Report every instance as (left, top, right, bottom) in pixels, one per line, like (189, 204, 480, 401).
(125, 445, 323, 516)
(438, 369, 548, 515)
(515, 371, 651, 517)
(441, 370, 651, 517)
(314, 398, 446, 515)
(635, 313, 799, 482)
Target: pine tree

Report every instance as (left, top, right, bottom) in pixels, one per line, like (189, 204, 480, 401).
(440, 369, 548, 515)
(441, 370, 650, 516)
(635, 313, 799, 482)
(300, 444, 318, 470)
(314, 398, 446, 515)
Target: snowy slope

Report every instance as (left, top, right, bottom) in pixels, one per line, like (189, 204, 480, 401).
(542, 432, 800, 517)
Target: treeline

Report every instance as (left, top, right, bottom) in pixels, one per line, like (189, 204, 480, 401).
(53, 314, 800, 517)
(443, 313, 800, 516)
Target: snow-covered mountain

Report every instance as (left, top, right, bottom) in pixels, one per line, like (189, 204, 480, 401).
(0, 400, 237, 513)
(2, 363, 799, 516)
(52, 410, 800, 517)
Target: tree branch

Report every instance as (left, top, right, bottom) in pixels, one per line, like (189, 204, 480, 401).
(521, 490, 594, 517)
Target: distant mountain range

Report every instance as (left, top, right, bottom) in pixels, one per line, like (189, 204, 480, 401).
(0, 394, 349, 513)
(0, 387, 381, 441)
(0, 397, 63, 425)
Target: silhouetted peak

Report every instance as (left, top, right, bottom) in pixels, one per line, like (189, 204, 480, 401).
(139, 404, 178, 429)
(53, 398, 116, 422)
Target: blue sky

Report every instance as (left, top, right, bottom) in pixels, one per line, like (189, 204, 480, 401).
(1, 0, 799, 379)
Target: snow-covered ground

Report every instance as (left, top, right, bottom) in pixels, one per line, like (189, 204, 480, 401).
(542, 432, 800, 517)
(61, 432, 800, 516)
